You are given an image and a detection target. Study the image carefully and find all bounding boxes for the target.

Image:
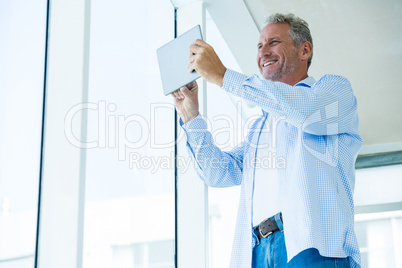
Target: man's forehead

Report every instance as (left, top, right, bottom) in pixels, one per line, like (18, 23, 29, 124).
(258, 23, 291, 42)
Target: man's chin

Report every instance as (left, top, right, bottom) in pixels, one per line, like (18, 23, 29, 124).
(263, 72, 282, 81)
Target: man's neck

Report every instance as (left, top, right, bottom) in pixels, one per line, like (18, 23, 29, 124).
(274, 72, 308, 86)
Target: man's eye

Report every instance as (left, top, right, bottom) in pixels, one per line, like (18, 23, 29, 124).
(271, 40, 279, 45)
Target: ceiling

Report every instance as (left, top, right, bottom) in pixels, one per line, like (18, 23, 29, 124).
(175, 0, 402, 154)
(242, 0, 402, 154)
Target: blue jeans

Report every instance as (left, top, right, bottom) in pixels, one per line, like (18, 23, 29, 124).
(252, 215, 350, 268)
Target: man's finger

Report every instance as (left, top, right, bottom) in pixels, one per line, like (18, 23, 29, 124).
(189, 46, 203, 55)
(189, 41, 205, 55)
(187, 61, 196, 73)
(176, 89, 185, 99)
(188, 55, 195, 66)
(180, 85, 192, 97)
(172, 91, 181, 99)
(192, 39, 208, 47)
(187, 81, 197, 89)
(177, 92, 184, 99)
(189, 49, 196, 57)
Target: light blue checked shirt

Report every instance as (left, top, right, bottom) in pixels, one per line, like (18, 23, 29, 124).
(181, 69, 362, 268)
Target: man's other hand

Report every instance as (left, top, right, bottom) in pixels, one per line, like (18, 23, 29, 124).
(172, 81, 199, 124)
(188, 40, 227, 87)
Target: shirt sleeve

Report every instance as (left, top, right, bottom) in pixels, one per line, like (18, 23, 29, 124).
(180, 114, 244, 187)
(222, 69, 358, 135)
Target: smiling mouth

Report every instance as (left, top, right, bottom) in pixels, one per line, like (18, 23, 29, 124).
(263, 60, 276, 67)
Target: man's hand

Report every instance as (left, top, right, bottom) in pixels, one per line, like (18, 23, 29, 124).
(172, 81, 199, 124)
(188, 40, 227, 87)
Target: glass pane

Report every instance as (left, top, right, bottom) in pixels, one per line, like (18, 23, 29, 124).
(365, 219, 394, 268)
(397, 217, 402, 245)
(355, 164, 402, 207)
(148, 240, 175, 264)
(82, 0, 175, 268)
(0, 0, 47, 266)
(355, 211, 402, 268)
(396, 217, 402, 267)
(355, 221, 368, 248)
(355, 163, 402, 267)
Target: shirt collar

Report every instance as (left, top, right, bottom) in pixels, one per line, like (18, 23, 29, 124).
(294, 76, 316, 88)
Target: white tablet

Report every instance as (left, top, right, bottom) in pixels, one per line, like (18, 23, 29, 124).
(157, 25, 203, 96)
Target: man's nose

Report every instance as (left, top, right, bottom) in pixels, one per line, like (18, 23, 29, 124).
(258, 44, 271, 58)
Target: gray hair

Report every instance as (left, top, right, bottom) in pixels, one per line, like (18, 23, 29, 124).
(266, 13, 313, 69)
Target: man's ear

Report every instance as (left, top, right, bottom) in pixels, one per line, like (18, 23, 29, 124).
(300, 41, 312, 62)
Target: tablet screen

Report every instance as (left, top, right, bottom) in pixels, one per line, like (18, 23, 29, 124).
(156, 25, 203, 96)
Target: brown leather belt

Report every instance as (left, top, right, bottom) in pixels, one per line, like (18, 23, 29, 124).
(258, 213, 283, 240)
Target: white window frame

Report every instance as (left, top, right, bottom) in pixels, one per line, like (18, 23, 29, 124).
(175, 2, 209, 268)
(36, 0, 91, 267)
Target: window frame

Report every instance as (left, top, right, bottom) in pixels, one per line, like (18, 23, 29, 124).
(175, 2, 209, 268)
(36, 0, 91, 267)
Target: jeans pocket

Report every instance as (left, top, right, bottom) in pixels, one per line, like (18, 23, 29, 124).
(335, 257, 350, 268)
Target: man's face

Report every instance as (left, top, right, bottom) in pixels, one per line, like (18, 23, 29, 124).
(256, 23, 302, 83)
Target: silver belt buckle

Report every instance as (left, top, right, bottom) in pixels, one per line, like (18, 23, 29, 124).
(258, 219, 273, 238)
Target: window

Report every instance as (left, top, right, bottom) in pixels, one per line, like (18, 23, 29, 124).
(111, 240, 175, 268)
(355, 211, 402, 268)
(354, 164, 402, 268)
(0, 0, 47, 266)
(82, 0, 175, 267)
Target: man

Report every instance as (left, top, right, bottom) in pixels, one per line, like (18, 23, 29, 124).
(172, 13, 362, 268)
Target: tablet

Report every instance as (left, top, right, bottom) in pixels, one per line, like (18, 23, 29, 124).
(157, 25, 203, 96)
